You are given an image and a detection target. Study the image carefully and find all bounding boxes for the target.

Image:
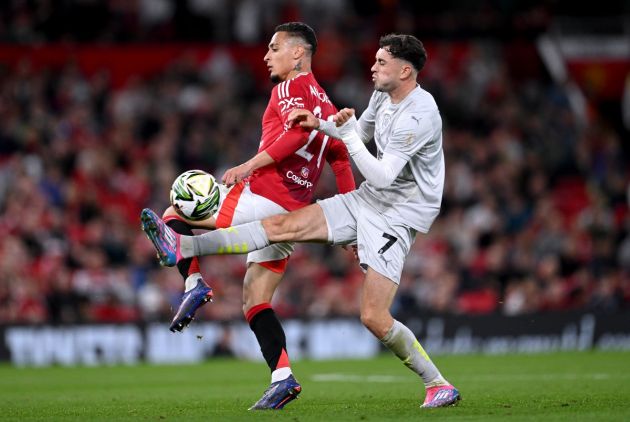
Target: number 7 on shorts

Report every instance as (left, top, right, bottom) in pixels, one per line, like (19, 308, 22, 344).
(378, 233, 397, 254)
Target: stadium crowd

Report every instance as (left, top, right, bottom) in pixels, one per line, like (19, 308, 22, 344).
(0, 2, 629, 325)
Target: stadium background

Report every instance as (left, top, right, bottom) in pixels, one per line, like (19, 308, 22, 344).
(0, 0, 629, 366)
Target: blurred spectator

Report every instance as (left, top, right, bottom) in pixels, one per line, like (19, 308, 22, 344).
(0, 3, 628, 325)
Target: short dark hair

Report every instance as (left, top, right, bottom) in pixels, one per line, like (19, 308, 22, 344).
(379, 34, 427, 72)
(275, 22, 318, 55)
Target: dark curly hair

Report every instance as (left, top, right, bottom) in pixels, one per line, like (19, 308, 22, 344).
(275, 22, 318, 56)
(379, 34, 427, 72)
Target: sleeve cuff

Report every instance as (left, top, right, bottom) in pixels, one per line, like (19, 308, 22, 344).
(318, 119, 341, 138)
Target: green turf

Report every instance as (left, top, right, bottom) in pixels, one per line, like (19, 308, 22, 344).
(1, 351, 629, 421)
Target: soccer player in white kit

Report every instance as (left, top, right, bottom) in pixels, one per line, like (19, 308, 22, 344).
(141, 33, 460, 408)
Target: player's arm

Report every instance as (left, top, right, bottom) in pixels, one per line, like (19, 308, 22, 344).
(222, 126, 310, 186)
(325, 138, 356, 193)
(287, 107, 403, 189)
(222, 83, 311, 186)
(334, 110, 433, 189)
(289, 91, 378, 142)
(222, 151, 274, 186)
(289, 108, 374, 144)
(263, 80, 316, 163)
(298, 106, 404, 189)
(222, 124, 308, 185)
(323, 92, 377, 142)
(263, 124, 310, 163)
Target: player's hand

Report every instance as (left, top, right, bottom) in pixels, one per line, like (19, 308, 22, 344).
(222, 163, 252, 187)
(287, 109, 319, 130)
(333, 108, 355, 127)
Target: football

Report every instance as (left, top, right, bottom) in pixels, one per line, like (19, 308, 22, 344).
(170, 169, 222, 221)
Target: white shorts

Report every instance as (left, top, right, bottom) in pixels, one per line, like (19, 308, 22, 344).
(215, 182, 294, 266)
(317, 191, 416, 285)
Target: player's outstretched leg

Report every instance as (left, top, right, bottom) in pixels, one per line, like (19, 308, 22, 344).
(142, 208, 271, 264)
(248, 374, 302, 410)
(140, 208, 181, 266)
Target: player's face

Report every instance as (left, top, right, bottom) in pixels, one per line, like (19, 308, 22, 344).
(264, 32, 298, 84)
(371, 48, 404, 93)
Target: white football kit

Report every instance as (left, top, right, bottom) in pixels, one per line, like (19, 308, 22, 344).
(318, 86, 445, 284)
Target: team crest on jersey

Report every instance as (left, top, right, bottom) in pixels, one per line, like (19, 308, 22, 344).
(279, 97, 304, 113)
(301, 167, 309, 178)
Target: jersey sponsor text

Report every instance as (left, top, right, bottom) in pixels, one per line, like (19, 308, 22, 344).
(286, 170, 313, 188)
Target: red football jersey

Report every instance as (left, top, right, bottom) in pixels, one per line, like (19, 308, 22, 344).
(249, 72, 354, 210)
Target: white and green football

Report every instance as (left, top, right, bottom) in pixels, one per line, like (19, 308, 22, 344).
(170, 169, 221, 221)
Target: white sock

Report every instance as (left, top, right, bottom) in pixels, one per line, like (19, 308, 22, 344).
(179, 235, 195, 259)
(271, 367, 292, 383)
(380, 320, 448, 388)
(189, 221, 270, 257)
(184, 273, 202, 292)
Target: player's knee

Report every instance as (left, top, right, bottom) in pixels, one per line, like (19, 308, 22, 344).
(360, 309, 389, 338)
(241, 292, 257, 316)
(242, 290, 250, 314)
(242, 276, 255, 309)
(241, 279, 269, 314)
(263, 214, 295, 242)
(162, 206, 179, 219)
(360, 311, 379, 334)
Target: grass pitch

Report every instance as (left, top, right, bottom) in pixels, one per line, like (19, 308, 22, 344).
(2, 351, 629, 421)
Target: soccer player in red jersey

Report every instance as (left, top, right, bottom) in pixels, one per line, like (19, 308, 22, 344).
(159, 22, 355, 409)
